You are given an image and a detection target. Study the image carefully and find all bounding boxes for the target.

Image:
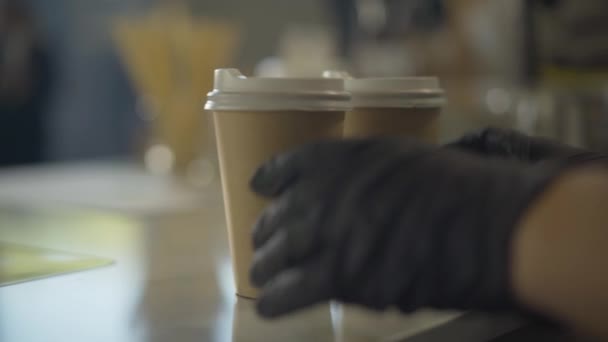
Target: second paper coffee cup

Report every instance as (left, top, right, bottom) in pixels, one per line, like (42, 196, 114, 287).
(205, 69, 349, 298)
(325, 72, 445, 143)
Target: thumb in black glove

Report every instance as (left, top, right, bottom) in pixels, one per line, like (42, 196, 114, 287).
(248, 138, 565, 319)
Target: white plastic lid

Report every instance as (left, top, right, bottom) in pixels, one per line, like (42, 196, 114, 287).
(205, 69, 351, 111)
(323, 71, 445, 109)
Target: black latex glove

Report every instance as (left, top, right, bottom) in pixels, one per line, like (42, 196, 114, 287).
(448, 127, 605, 164)
(249, 138, 564, 318)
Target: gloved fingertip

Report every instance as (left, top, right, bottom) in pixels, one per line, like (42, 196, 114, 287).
(249, 265, 263, 289)
(250, 156, 297, 197)
(256, 296, 280, 318)
(249, 249, 264, 288)
(251, 213, 267, 250)
(250, 164, 274, 196)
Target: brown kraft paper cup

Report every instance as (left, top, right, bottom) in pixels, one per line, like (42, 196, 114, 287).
(323, 73, 444, 143)
(344, 107, 441, 143)
(213, 110, 344, 298)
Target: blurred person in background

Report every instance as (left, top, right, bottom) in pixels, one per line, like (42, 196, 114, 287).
(0, 0, 53, 166)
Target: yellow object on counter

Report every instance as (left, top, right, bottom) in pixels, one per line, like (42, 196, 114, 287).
(0, 242, 113, 286)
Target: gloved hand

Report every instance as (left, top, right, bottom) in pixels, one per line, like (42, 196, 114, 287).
(448, 127, 605, 164)
(249, 138, 565, 318)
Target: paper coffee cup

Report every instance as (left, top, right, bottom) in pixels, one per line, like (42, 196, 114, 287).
(205, 69, 349, 298)
(324, 72, 445, 143)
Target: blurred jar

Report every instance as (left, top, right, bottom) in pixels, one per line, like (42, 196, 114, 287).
(112, 8, 238, 187)
(138, 92, 218, 188)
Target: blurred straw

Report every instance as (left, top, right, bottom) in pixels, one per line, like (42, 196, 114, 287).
(111, 6, 238, 176)
(113, 17, 174, 113)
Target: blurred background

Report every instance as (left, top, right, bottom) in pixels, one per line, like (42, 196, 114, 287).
(2, 1, 608, 341)
(3, 0, 608, 171)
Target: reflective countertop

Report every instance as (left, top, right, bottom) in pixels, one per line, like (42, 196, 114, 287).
(0, 161, 537, 342)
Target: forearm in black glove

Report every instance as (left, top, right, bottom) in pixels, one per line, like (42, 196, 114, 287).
(248, 138, 566, 318)
(448, 127, 606, 164)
